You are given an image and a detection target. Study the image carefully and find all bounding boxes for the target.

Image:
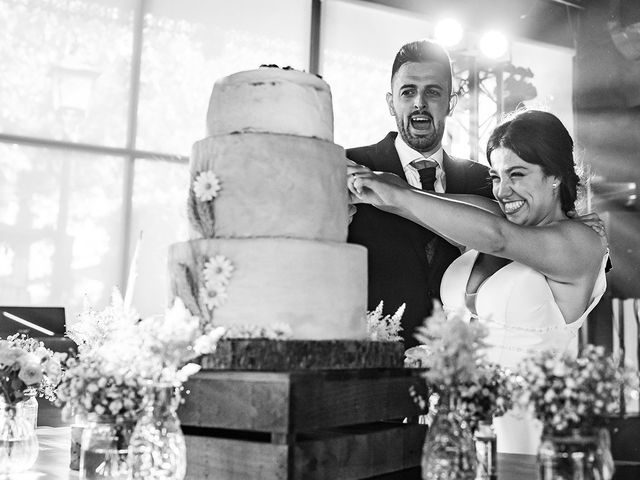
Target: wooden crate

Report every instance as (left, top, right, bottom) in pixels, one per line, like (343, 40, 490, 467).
(179, 368, 428, 479)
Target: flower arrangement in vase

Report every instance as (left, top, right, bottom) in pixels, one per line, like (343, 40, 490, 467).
(406, 303, 514, 480)
(58, 277, 225, 480)
(515, 344, 638, 480)
(0, 334, 63, 474)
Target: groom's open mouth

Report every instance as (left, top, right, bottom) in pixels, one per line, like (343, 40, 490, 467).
(409, 114, 433, 132)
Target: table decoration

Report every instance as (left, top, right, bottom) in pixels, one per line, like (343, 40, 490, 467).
(58, 278, 224, 480)
(408, 303, 513, 480)
(126, 298, 224, 480)
(0, 334, 63, 474)
(516, 344, 638, 480)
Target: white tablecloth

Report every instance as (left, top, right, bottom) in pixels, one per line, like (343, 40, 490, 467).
(9, 427, 77, 480)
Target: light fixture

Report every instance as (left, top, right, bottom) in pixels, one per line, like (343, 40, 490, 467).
(478, 30, 508, 59)
(434, 18, 464, 47)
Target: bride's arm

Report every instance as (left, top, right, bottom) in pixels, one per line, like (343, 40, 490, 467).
(347, 166, 605, 284)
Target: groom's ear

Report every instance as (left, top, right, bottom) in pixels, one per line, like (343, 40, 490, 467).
(386, 92, 396, 117)
(447, 93, 458, 116)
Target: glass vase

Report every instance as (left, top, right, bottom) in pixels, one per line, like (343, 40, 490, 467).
(127, 384, 186, 479)
(0, 404, 39, 475)
(538, 428, 614, 480)
(79, 415, 135, 480)
(17, 387, 38, 430)
(70, 412, 88, 471)
(421, 393, 477, 480)
(474, 420, 497, 480)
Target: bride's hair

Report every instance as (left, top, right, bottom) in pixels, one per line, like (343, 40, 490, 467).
(486, 109, 581, 214)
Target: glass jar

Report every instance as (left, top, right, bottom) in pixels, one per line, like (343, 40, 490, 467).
(474, 421, 497, 480)
(421, 392, 477, 480)
(70, 412, 88, 471)
(538, 428, 614, 480)
(17, 387, 38, 430)
(79, 415, 134, 480)
(127, 384, 187, 479)
(0, 404, 39, 475)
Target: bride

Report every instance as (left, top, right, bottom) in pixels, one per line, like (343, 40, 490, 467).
(347, 109, 609, 454)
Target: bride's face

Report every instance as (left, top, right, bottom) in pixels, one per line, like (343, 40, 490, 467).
(489, 147, 562, 227)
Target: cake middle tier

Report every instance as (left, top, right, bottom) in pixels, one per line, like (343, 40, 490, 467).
(190, 133, 349, 241)
(168, 238, 368, 340)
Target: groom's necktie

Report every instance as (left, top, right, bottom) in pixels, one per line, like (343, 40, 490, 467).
(411, 159, 438, 191)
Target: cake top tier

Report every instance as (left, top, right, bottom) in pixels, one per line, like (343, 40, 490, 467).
(206, 66, 334, 142)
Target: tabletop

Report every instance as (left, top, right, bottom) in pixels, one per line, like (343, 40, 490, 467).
(22, 425, 538, 480)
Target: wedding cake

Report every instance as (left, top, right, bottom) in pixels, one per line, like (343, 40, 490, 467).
(168, 66, 368, 340)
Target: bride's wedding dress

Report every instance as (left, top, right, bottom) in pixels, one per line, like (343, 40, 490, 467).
(440, 249, 608, 454)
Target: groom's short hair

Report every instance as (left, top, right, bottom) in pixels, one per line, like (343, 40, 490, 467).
(390, 39, 453, 94)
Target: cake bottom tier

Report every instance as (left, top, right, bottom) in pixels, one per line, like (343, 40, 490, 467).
(169, 238, 368, 340)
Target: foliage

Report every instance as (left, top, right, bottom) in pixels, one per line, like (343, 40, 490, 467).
(366, 301, 404, 342)
(57, 287, 225, 422)
(407, 302, 514, 431)
(515, 344, 638, 435)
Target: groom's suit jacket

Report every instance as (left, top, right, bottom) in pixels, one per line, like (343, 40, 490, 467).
(347, 132, 493, 347)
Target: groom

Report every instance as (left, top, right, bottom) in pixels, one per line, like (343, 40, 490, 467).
(347, 40, 493, 348)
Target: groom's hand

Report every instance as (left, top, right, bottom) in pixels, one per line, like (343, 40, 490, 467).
(567, 210, 609, 248)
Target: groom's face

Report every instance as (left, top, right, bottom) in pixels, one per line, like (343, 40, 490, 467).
(386, 61, 453, 156)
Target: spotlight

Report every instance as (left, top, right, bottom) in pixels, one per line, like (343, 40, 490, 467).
(434, 18, 464, 47)
(479, 30, 508, 59)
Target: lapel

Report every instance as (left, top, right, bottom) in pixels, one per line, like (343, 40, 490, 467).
(372, 132, 408, 182)
(442, 150, 464, 193)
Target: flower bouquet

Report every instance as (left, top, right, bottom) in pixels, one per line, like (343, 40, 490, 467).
(58, 282, 225, 479)
(408, 303, 513, 480)
(0, 334, 63, 474)
(515, 344, 638, 480)
(1, 334, 63, 406)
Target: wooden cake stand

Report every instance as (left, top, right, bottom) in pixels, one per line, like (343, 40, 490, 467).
(178, 339, 428, 479)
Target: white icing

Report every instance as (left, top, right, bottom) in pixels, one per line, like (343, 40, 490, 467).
(191, 133, 348, 242)
(206, 68, 334, 142)
(169, 239, 368, 340)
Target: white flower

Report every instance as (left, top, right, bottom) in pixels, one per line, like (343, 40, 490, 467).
(193, 326, 226, 355)
(203, 255, 234, 289)
(193, 170, 221, 202)
(366, 300, 404, 342)
(200, 285, 229, 311)
(17, 354, 43, 385)
(176, 363, 201, 383)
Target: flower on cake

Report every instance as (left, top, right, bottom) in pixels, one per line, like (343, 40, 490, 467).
(200, 254, 234, 311)
(223, 323, 293, 340)
(200, 285, 229, 311)
(193, 170, 221, 202)
(366, 301, 404, 342)
(203, 255, 234, 288)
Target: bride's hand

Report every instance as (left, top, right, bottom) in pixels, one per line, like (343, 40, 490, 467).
(347, 163, 409, 207)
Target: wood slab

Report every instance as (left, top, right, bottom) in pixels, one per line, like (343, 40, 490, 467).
(200, 339, 405, 370)
(178, 369, 427, 433)
(184, 422, 427, 480)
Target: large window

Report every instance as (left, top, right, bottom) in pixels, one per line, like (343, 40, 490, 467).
(0, 0, 311, 320)
(0, 0, 574, 321)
